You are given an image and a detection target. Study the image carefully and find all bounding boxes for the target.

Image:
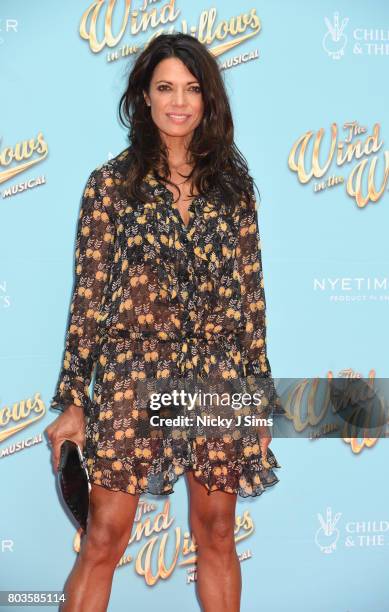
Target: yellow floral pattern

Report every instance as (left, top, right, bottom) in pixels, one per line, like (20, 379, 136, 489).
(50, 147, 283, 497)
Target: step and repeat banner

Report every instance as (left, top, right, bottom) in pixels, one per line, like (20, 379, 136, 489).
(1, 1, 389, 611)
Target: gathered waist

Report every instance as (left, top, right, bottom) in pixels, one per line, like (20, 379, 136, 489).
(99, 327, 242, 347)
(98, 328, 244, 376)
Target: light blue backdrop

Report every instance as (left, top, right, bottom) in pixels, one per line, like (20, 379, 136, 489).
(1, 1, 388, 611)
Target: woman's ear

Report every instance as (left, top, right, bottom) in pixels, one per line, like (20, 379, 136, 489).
(143, 91, 151, 107)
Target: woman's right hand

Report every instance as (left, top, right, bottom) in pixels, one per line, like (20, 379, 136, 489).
(44, 404, 86, 472)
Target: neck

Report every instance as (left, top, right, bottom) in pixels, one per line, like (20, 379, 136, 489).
(159, 131, 193, 170)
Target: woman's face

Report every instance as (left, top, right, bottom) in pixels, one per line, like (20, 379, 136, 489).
(143, 57, 204, 145)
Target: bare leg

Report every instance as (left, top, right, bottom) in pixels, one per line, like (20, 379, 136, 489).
(61, 484, 140, 612)
(186, 471, 241, 612)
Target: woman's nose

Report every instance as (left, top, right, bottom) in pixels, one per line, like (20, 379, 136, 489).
(171, 88, 186, 106)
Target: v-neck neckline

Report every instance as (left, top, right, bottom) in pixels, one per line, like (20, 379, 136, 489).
(168, 190, 199, 232)
(145, 169, 201, 234)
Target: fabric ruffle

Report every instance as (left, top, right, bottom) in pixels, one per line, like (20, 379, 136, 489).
(83, 430, 282, 498)
(50, 371, 92, 415)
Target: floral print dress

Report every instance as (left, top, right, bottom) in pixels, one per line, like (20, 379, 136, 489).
(50, 147, 284, 497)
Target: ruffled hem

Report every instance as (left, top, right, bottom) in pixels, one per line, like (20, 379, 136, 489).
(190, 447, 282, 498)
(85, 440, 282, 499)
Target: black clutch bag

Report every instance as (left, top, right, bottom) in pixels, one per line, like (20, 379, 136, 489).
(58, 439, 91, 533)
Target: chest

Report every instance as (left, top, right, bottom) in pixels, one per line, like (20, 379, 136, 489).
(167, 176, 199, 229)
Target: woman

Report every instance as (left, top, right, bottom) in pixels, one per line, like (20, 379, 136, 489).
(45, 33, 283, 612)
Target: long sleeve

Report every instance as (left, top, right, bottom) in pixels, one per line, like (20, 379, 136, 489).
(50, 167, 115, 416)
(236, 180, 284, 418)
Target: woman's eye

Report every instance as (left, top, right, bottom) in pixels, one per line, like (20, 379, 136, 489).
(156, 84, 201, 93)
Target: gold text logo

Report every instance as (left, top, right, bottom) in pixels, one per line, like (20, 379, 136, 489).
(0, 133, 48, 185)
(288, 121, 389, 207)
(0, 393, 46, 443)
(80, 0, 261, 58)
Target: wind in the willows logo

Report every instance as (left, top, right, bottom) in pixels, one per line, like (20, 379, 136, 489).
(0, 393, 46, 443)
(288, 121, 389, 207)
(72, 499, 255, 585)
(79, 0, 261, 60)
(0, 133, 48, 187)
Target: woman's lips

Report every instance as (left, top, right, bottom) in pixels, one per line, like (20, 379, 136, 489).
(166, 113, 191, 124)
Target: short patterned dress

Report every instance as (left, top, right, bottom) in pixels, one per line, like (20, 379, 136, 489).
(50, 146, 284, 497)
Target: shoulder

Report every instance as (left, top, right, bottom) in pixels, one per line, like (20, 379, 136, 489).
(220, 167, 255, 197)
(232, 169, 257, 213)
(88, 146, 132, 187)
(82, 147, 132, 216)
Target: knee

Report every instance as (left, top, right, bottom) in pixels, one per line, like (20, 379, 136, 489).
(81, 522, 126, 566)
(191, 515, 236, 554)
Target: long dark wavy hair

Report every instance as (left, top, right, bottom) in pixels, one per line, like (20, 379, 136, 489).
(118, 32, 258, 214)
